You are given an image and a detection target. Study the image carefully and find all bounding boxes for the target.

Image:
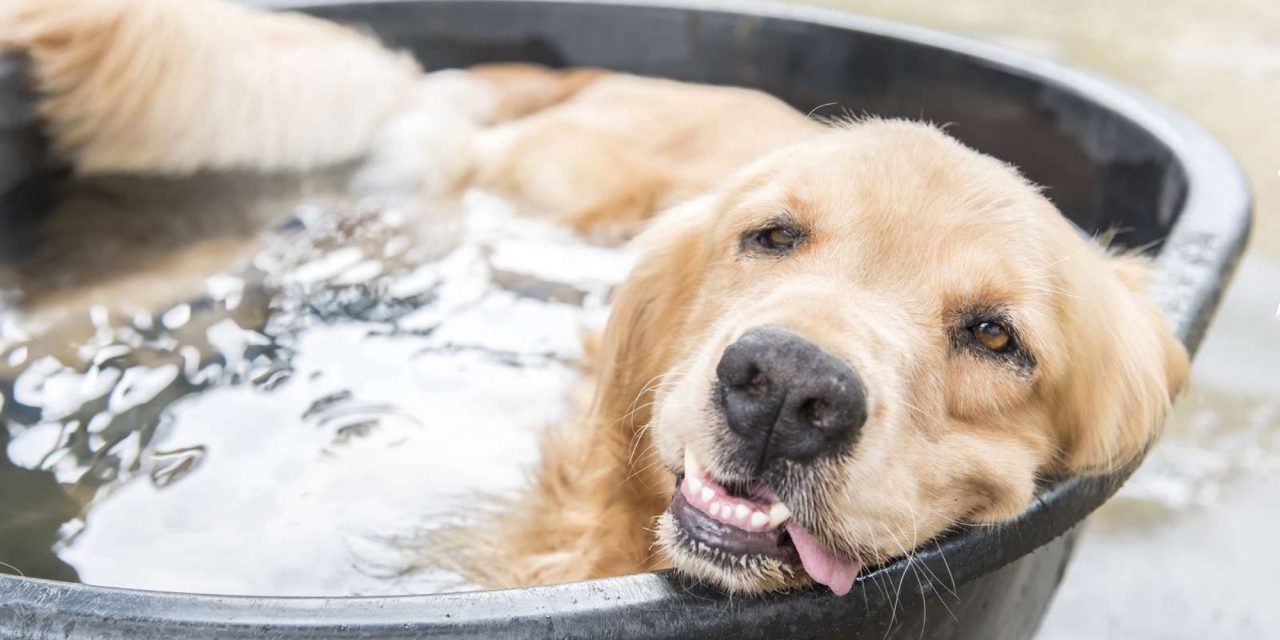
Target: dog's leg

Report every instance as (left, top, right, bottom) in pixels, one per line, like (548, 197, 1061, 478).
(469, 86, 671, 243)
(348, 62, 611, 200)
(466, 72, 818, 243)
(0, 0, 422, 174)
(476, 120, 673, 243)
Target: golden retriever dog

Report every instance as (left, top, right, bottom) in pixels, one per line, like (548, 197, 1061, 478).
(1, 0, 1188, 596)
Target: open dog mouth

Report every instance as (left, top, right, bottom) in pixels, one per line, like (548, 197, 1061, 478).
(669, 451, 863, 595)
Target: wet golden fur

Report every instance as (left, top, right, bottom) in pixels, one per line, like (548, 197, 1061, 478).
(1, 0, 1188, 593)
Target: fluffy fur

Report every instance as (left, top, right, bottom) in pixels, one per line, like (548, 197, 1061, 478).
(0, 0, 421, 173)
(0, 0, 1189, 594)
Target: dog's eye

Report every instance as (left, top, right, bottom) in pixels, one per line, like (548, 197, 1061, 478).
(955, 312, 1034, 369)
(758, 227, 797, 250)
(970, 321, 1013, 353)
(743, 224, 802, 255)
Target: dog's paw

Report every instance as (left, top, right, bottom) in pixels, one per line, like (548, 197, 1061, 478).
(349, 71, 494, 199)
(349, 104, 480, 200)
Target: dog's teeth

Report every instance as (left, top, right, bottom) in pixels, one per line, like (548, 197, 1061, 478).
(734, 504, 750, 521)
(689, 475, 703, 492)
(768, 502, 792, 528)
(750, 511, 769, 529)
(709, 502, 722, 517)
(700, 486, 715, 503)
(683, 449, 701, 478)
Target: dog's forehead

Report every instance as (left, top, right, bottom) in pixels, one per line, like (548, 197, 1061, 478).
(722, 124, 1076, 295)
(764, 127, 1042, 227)
(783, 143, 1052, 251)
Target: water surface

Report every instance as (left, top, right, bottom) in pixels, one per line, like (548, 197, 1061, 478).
(1, 176, 630, 595)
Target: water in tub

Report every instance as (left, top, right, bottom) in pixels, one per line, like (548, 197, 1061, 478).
(0, 127, 634, 594)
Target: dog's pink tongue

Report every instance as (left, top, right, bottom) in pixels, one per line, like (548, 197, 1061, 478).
(786, 522, 861, 596)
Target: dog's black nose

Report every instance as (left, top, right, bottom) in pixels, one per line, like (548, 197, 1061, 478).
(716, 327, 867, 470)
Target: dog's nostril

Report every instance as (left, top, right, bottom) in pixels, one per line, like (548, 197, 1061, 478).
(744, 367, 770, 397)
(800, 398, 831, 428)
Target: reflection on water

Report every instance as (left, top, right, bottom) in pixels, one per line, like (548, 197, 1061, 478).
(0, 175, 631, 595)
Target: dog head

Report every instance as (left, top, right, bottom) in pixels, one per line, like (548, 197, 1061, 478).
(593, 120, 1188, 595)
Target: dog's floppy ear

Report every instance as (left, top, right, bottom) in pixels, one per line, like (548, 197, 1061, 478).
(1050, 252, 1190, 474)
(590, 196, 717, 426)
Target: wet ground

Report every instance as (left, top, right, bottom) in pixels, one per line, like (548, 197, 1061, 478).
(794, 0, 1279, 636)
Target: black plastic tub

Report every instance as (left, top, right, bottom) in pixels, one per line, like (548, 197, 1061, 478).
(0, 1, 1251, 638)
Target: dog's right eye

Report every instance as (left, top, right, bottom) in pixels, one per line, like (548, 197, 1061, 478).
(741, 221, 805, 256)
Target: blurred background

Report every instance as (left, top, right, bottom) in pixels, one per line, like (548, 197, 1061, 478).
(784, 0, 1278, 637)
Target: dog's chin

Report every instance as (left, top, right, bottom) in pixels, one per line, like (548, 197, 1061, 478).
(655, 508, 805, 595)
